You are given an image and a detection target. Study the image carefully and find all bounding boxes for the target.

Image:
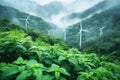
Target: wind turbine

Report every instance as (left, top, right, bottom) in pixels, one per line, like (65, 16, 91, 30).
(99, 26, 105, 37)
(20, 16, 30, 30)
(77, 20, 89, 49)
(62, 20, 67, 41)
(47, 29, 51, 35)
(47, 29, 50, 35)
(63, 29, 66, 41)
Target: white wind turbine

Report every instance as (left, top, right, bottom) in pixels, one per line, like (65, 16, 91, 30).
(99, 26, 105, 37)
(47, 29, 50, 35)
(20, 16, 30, 30)
(77, 20, 89, 49)
(47, 29, 52, 35)
(63, 21, 67, 41)
(48, 30, 51, 35)
(63, 28, 67, 41)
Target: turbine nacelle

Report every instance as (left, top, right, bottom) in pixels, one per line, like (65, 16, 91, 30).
(99, 26, 105, 37)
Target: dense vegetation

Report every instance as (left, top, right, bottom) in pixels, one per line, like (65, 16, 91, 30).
(66, 5, 120, 57)
(0, 18, 120, 80)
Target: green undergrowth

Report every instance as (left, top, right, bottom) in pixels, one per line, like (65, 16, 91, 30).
(0, 19, 120, 80)
(0, 29, 120, 80)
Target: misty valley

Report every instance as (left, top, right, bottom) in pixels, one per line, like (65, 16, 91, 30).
(0, 0, 120, 80)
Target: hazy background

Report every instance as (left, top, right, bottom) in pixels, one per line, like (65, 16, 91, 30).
(0, 0, 104, 29)
(32, 0, 104, 28)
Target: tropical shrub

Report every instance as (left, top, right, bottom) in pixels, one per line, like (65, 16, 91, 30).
(0, 22, 120, 80)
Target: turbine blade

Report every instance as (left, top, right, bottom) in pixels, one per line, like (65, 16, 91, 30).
(25, 22, 27, 27)
(77, 32, 81, 36)
(27, 16, 30, 20)
(19, 18, 26, 20)
(26, 21, 29, 25)
(102, 26, 105, 29)
(80, 21, 82, 29)
(82, 30, 89, 32)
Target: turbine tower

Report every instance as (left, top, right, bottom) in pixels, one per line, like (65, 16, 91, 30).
(63, 29, 66, 41)
(20, 16, 30, 30)
(77, 20, 89, 49)
(47, 29, 52, 35)
(62, 20, 67, 41)
(99, 26, 105, 37)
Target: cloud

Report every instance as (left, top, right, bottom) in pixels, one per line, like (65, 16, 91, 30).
(0, 0, 105, 29)
(31, 0, 75, 5)
(66, 0, 104, 12)
(44, 0, 104, 28)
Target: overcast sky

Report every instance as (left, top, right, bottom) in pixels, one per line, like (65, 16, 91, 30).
(0, 0, 104, 28)
(30, 0, 104, 28)
(31, 0, 104, 13)
(31, 0, 75, 5)
(31, 0, 104, 5)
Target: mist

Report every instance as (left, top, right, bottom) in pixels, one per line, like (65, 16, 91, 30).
(0, 0, 119, 34)
(105, 0, 120, 8)
(0, 0, 104, 29)
(0, 0, 120, 53)
(45, 0, 104, 29)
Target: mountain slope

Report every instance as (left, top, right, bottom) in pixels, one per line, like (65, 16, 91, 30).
(0, 0, 63, 18)
(64, 0, 120, 20)
(38, 1, 63, 18)
(66, 4, 120, 56)
(0, 4, 56, 33)
(65, 1, 106, 20)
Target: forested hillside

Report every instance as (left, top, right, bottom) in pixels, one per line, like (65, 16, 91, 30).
(64, 0, 107, 20)
(64, 0, 120, 20)
(0, 4, 56, 33)
(66, 5, 120, 56)
(0, 0, 63, 18)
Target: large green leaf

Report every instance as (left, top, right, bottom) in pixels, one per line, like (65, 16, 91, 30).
(16, 70, 32, 80)
(47, 64, 70, 80)
(13, 57, 26, 65)
(18, 66, 26, 72)
(34, 69, 43, 80)
(60, 77, 66, 80)
(68, 57, 78, 66)
(58, 56, 66, 63)
(55, 71, 60, 80)
(47, 64, 59, 72)
(1, 65, 19, 79)
(60, 68, 70, 76)
(0, 63, 9, 71)
(42, 75, 54, 80)
(15, 43, 27, 52)
(26, 60, 43, 70)
(77, 72, 94, 80)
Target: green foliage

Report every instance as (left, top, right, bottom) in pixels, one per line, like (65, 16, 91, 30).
(0, 18, 24, 32)
(0, 57, 44, 80)
(47, 64, 70, 80)
(0, 30, 30, 62)
(0, 20, 120, 80)
(27, 29, 69, 49)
